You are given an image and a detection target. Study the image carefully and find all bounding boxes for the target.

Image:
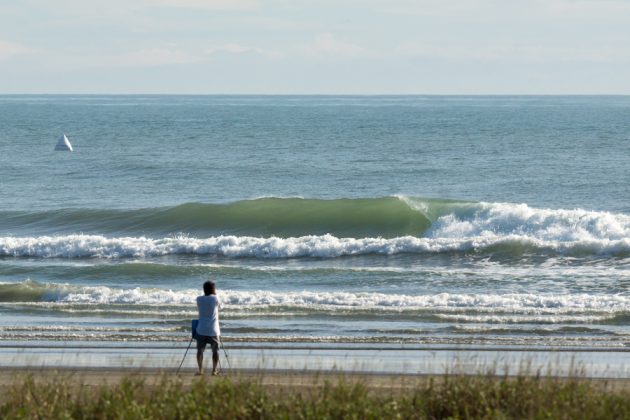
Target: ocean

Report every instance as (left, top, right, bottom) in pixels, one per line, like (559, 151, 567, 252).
(0, 95, 628, 357)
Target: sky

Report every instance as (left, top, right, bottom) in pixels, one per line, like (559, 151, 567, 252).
(1, 0, 629, 94)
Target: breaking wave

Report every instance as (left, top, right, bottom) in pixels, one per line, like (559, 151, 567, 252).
(1, 281, 628, 319)
(0, 198, 628, 259)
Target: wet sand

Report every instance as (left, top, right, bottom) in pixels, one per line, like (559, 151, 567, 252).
(2, 342, 629, 379)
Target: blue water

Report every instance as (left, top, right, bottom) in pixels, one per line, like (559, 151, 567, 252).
(0, 95, 628, 349)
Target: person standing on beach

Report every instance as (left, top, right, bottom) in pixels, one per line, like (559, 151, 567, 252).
(196, 280, 221, 375)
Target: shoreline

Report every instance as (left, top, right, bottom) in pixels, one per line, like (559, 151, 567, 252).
(1, 341, 629, 379)
(1, 343, 629, 352)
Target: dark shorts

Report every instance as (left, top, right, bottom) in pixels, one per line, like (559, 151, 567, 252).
(196, 334, 219, 356)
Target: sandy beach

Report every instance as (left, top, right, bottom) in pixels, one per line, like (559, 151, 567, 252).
(0, 367, 443, 394)
(2, 365, 630, 403)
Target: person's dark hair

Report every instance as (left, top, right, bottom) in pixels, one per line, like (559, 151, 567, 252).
(203, 280, 216, 296)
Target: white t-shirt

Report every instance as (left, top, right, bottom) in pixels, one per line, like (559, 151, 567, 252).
(196, 294, 220, 337)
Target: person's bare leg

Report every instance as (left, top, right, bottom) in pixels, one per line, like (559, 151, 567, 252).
(196, 349, 204, 375)
(212, 353, 219, 375)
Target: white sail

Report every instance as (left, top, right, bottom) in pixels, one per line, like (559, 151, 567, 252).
(54, 134, 73, 151)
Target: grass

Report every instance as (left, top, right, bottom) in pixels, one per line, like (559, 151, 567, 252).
(1, 372, 630, 419)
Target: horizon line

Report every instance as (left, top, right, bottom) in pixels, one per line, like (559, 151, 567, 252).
(2, 93, 630, 97)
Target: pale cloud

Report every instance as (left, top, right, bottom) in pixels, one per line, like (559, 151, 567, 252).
(395, 42, 630, 63)
(1, 0, 259, 32)
(377, 0, 630, 20)
(395, 43, 499, 61)
(298, 33, 371, 59)
(544, 0, 630, 18)
(114, 48, 202, 67)
(40, 48, 202, 71)
(0, 40, 34, 60)
(153, 0, 258, 11)
(205, 43, 283, 58)
(377, 0, 497, 17)
(34, 43, 284, 72)
(24, 0, 258, 13)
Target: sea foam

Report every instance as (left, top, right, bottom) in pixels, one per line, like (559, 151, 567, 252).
(2, 281, 628, 317)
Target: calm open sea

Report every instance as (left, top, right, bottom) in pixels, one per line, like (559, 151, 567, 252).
(0, 95, 628, 350)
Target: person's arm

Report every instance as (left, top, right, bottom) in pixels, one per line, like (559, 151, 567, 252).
(196, 296, 202, 314)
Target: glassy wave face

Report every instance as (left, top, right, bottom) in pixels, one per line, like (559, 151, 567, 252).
(1, 196, 628, 260)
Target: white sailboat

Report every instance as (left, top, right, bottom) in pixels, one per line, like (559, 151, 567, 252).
(54, 134, 73, 151)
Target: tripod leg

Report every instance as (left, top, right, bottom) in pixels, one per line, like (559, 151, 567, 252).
(176, 337, 194, 375)
(220, 338, 231, 371)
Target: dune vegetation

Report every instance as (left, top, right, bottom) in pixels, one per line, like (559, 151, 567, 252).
(1, 372, 630, 419)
